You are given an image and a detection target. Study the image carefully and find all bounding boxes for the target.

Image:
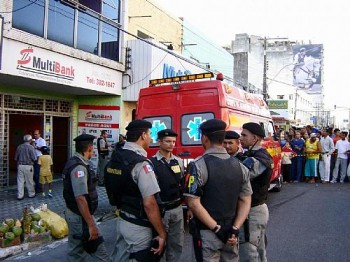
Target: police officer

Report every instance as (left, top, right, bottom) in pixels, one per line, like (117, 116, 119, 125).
(62, 134, 108, 261)
(184, 119, 252, 262)
(238, 122, 273, 262)
(224, 131, 241, 157)
(97, 130, 109, 186)
(149, 129, 185, 262)
(106, 119, 167, 262)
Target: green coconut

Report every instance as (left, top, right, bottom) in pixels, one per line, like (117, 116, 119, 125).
(4, 219, 15, 228)
(12, 226, 22, 237)
(0, 224, 9, 234)
(31, 213, 41, 222)
(5, 232, 15, 241)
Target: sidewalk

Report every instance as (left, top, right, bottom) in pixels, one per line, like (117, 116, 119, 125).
(0, 179, 116, 259)
(0, 179, 115, 224)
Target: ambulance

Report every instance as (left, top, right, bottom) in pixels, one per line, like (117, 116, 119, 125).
(136, 72, 282, 191)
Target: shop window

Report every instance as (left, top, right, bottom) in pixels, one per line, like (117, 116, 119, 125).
(12, 0, 45, 37)
(48, 0, 75, 47)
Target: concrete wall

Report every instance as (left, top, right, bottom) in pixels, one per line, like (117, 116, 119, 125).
(127, 0, 183, 52)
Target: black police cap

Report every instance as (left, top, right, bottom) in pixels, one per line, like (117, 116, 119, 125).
(157, 129, 178, 140)
(126, 119, 152, 131)
(242, 122, 265, 138)
(225, 130, 240, 139)
(73, 134, 95, 142)
(200, 119, 226, 135)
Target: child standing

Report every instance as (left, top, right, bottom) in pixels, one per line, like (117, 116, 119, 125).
(38, 146, 53, 197)
(281, 142, 296, 183)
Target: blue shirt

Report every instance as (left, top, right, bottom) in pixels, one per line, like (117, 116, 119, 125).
(290, 138, 305, 155)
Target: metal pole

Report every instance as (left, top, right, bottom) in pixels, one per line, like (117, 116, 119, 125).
(263, 37, 268, 101)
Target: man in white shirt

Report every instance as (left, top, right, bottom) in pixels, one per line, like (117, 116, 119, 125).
(330, 131, 350, 183)
(319, 128, 335, 183)
(33, 130, 47, 193)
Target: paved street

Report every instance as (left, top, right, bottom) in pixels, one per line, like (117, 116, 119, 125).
(2, 181, 350, 261)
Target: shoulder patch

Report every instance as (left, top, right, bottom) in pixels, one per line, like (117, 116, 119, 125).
(143, 164, 153, 174)
(75, 170, 85, 178)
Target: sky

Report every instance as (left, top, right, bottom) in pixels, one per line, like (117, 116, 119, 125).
(156, 0, 350, 109)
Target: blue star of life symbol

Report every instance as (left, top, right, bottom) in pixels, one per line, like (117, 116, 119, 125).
(187, 117, 206, 141)
(151, 120, 167, 143)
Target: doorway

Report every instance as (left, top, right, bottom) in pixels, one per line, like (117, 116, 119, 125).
(52, 117, 70, 175)
(9, 114, 43, 185)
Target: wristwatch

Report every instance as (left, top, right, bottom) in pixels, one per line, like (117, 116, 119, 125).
(211, 225, 220, 233)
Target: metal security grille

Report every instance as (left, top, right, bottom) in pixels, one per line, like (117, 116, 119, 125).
(4, 95, 44, 111)
(0, 107, 7, 188)
(0, 94, 72, 189)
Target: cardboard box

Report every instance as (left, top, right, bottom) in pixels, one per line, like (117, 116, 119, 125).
(0, 236, 21, 248)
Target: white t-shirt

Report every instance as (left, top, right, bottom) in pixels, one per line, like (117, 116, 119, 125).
(35, 137, 46, 157)
(335, 139, 350, 159)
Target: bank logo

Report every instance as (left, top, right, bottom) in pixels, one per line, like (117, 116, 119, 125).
(85, 111, 112, 121)
(17, 46, 76, 81)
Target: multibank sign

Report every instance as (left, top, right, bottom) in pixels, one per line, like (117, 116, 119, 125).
(17, 47, 75, 81)
(1, 38, 122, 95)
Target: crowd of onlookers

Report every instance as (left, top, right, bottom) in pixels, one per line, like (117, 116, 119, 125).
(278, 125, 350, 184)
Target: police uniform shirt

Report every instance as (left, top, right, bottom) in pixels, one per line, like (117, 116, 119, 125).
(153, 151, 185, 175)
(70, 152, 90, 197)
(123, 142, 160, 198)
(246, 146, 267, 179)
(184, 147, 252, 198)
(99, 138, 108, 154)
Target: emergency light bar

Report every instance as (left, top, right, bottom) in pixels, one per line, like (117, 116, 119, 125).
(149, 72, 214, 86)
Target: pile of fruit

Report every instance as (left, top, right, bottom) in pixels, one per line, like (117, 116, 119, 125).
(0, 207, 50, 247)
(0, 218, 22, 243)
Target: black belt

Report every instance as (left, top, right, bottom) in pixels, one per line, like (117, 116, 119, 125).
(160, 199, 182, 211)
(120, 212, 152, 228)
(18, 163, 33, 165)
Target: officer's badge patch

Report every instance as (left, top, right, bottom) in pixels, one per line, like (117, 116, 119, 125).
(171, 165, 181, 173)
(75, 170, 85, 178)
(143, 164, 153, 174)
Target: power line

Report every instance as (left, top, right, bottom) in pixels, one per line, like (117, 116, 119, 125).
(0, 0, 40, 14)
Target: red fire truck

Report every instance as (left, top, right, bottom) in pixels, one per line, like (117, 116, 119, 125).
(136, 72, 282, 191)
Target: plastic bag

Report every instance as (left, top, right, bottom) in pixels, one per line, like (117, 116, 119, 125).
(38, 208, 68, 239)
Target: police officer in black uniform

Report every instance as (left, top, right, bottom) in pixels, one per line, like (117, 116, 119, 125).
(184, 119, 252, 262)
(149, 129, 185, 262)
(105, 119, 166, 262)
(238, 122, 273, 262)
(224, 130, 241, 157)
(62, 134, 108, 261)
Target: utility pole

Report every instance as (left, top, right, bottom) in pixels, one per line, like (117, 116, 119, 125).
(262, 37, 268, 102)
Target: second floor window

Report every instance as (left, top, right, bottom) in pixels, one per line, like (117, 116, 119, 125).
(12, 0, 121, 62)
